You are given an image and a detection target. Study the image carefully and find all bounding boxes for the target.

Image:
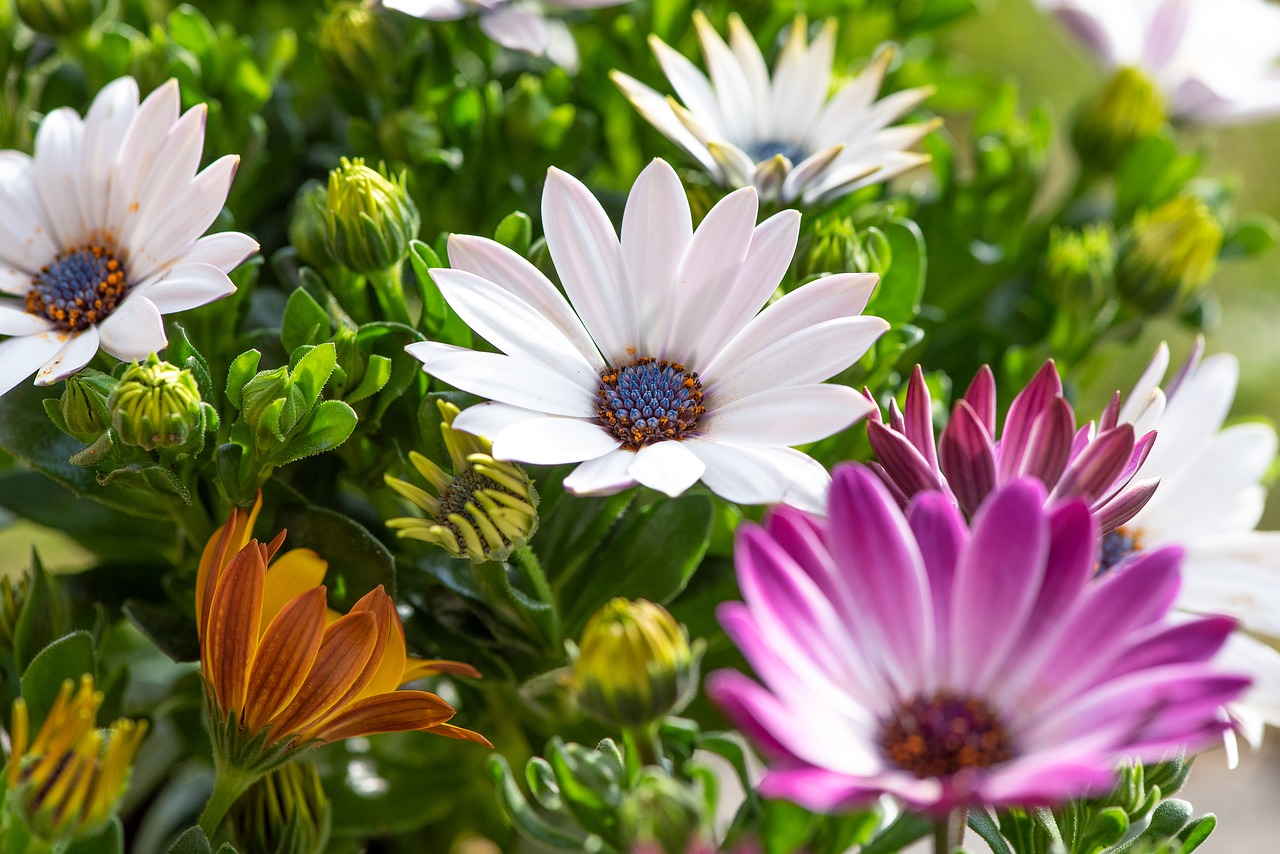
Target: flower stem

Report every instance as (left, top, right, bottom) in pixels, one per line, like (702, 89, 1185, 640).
(622, 722, 665, 783)
(510, 545, 558, 645)
(369, 265, 411, 326)
(934, 809, 967, 854)
(198, 759, 261, 839)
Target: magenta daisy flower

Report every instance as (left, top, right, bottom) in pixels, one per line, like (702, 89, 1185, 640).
(707, 464, 1248, 812)
(867, 361, 1158, 534)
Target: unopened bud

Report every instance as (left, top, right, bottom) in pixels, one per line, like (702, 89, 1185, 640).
(324, 157, 420, 275)
(319, 1, 404, 91)
(289, 181, 336, 270)
(1045, 225, 1115, 310)
(229, 760, 332, 854)
(1116, 196, 1222, 313)
(56, 369, 115, 439)
(619, 770, 705, 854)
(15, 0, 102, 36)
(1073, 67, 1166, 171)
(108, 354, 213, 451)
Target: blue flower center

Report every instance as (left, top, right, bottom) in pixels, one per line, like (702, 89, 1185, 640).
(1096, 528, 1140, 576)
(25, 245, 128, 332)
(746, 139, 808, 164)
(597, 358, 706, 451)
(881, 691, 1014, 778)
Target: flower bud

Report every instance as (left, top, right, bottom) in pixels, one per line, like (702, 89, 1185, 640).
(1116, 196, 1222, 313)
(385, 401, 539, 562)
(324, 157, 420, 275)
(1045, 225, 1115, 310)
(228, 760, 332, 854)
(8, 676, 147, 844)
(1073, 67, 1166, 172)
(318, 1, 403, 91)
(56, 368, 116, 439)
(572, 598, 700, 730)
(619, 769, 705, 854)
(108, 354, 212, 451)
(289, 181, 336, 270)
(15, 0, 102, 36)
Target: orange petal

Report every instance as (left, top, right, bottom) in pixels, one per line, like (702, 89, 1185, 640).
(351, 587, 406, 702)
(305, 690, 457, 743)
(197, 493, 263, 636)
(402, 658, 483, 682)
(204, 542, 265, 719)
(242, 587, 328, 733)
(260, 548, 327, 633)
(422, 722, 494, 748)
(266, 611, 378, 742)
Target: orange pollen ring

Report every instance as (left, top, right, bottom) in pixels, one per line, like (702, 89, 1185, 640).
(25, 244, 128, 332)
(596, 357, 706, 451)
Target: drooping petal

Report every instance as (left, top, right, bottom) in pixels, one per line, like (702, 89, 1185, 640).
(35, 326, 100, 386)
(243, 587, 327, 732)
(307, 690, 457, 743)
(266, 611, 379, 740)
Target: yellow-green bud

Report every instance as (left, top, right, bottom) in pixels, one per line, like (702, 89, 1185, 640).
(1116, 196, 1223, 313)
(798, 215, 861, 279)
(619, 769, 705, 854)
(0, 574, 26, 657)
(1073, 67, 1166, 171)
(15, 0, 102, 36)
(289, 181, 336, 270)
(318, 1, 404, 91)
(324, 157, 420, 275)
(1045, 225, 1115, 310)
(228, 761, 332, 854)
(385, 400, 539, 562)
(56, 369, 116, 439)
(572, 598, 700, 730)
(108, 355, 213, 452)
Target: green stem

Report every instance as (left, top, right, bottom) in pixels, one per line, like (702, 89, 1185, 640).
(197, 759, 261, 839)
(934, 808, 966, 854)
(622, 722, 665, 783)
(369, 265, 411, 326)
(510, 545, 558, 645)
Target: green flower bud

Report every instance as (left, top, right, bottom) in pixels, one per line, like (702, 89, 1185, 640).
(108, 355, 214, 452)
(385, 400, 539, 562)
(797, 215, 861, 279)
(15, 0, 102, 36)
(1045, 225, 1115, 310)
(619, 769, 705, 854)
(1073, 67, 1166, 172)
(238, 364, 308, 441)
(572, 598, 701, 730)
(55, 369, 116, 440)
(289, 181, 336, 270)
(324, 157, 420, 275)
(1116, 196, 1223, 313)
(228, 761, 332, 854)
(318, 1, 403, 91)
(0, 555, 71, 659)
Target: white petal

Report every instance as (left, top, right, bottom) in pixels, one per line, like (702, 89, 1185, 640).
(1219, 632, 1280, 731)
(491, 416, 621, 464)
(780, 144, 845, 202)
(610, 72, 720, 176)
(33, 107, 88, 248)
(649, 35, 727, 136)
(120, 104, 209, 251)
(0, 154, 58, 274)
(406, 341, 597, 417)
(1142, 352, 1238, 477)
(452, 401, 548, 439)
(1178, 534, 1280, 636)
(542, 168, 633, 360)
(480, 5, 551, 54)
(564, 449, 638, 495)
(627, 440, 706, 496)
(96, 294, 166, 361)
(78, 77, 138, 234)
(769, 20, 835, 140)
(684, 438, 829, 511)
(35, 324, 100, 385)
(705, 384, 874, 447)
(621, 159, 692, 357)
(126, 155, 238, 283)
(181, 231, 259, 273)
(693, 11, 755, 143)
(751, 156, 790, 203)
(1121, 341, 1171, 424)
(133, 262, 236, 313)
(705, 140, 757, 188)
(811, 50, 893, 148)
(0, 331, 67, 396)
(727, 14, 772, 137)
(0, 267, 29, 295)
(0, 304, 54, 335)
(430, 267, 600, 383)
(383, 0, 473, 20)
(109, 79, 181, 236)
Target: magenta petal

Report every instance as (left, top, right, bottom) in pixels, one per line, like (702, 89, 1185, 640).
(757, 767, 891, 812)
(705, 669, 804, 762)
(868, 461, 912, 506)
(1014, 500, 1096, 655)
(938, 401, 997, 516)
(950, 479, 1049, 689)
(1017, 397, 1075, 490)
(904, 365, 939, 469)
(998, 361, 1062, 482)
(887, 398, 906, 433)
(1050, 424, 1134, 505)
(763, 506, 845, 613)
(1094, 479, 1159, 536)
(975, 755, 1118, 806)
(868, 421, 944, 500)
(1104, 616, 1237, 681)
(907, 493, 967, 668)
(962, 365, 997, 437)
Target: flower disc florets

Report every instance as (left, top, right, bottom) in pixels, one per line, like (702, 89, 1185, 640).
(25, 245, 127, 332)
(597, 358, 706, 451)
(881, 692, 1014, 778)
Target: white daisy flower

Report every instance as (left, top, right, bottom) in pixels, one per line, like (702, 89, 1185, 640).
(383, 0, 625, 62)
(611, 12, 937, 207)
(0, 77, 257, 397)
(1110, 340, 1280, 756)
(406, 158, 889, 511)
(1038, 0, 1280, 124)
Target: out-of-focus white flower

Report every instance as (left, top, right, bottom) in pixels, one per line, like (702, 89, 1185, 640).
(612, 12, 936, 206)
(1038, 0, 1280, 124)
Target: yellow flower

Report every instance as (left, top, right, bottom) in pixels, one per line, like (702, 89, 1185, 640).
(7, 676, 147, 843)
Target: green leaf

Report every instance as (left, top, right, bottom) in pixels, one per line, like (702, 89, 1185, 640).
(272, 489, 396, 607)
(865, 218, 926, 325)
(345, 354, 392, 403)
(759, 799, 818, 854)
(471, 559, 558, 649)
(860, 812, 932, 854)
(275, 399, 357, 465)
(12, 550, 71, 672)
(1220, 215, 1279, 259)
(968, 809, 1015, 854)
(488, 755, 585, 849)
(548, 739, 624, 841)
(225, 350, 262, 411)
(494, 211, 533, 256)
(1177, 814, 1215, 852)
(282, 287, 332, 352)
(19, 630, 96, 726)
(408, 239, 471, 346)
(123, 599, 200, 663)
(289, 342, 337, 408)
(65, 817, 124, 854)
(165, 826, 238, 854)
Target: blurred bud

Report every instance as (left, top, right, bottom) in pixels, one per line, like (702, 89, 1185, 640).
(56, 368, 116, 439)
(796, 215, 888, 280)
(318, 1, 403, 91)
(8, 676, 147, 844)
(385, 400, 538, 562)
(229, 760, 332, 854)
(108, 354, 213, 452)
(0, 554, 71, 659)
(1073, 67, 1166, 172)
(572, 598, 700, 730)
(324, 156, 420, 275)
(377, 108, 444, 167)
(1116, 196, 1222, 313)
(289, 181, 335, 270)
(238, 364, 306, 438)
(619, 769, 705, 854)
(1045, 225, 1115, 309)
(15, 0, 101, 36)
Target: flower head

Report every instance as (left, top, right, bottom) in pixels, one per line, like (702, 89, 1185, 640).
(0, 77, 258, 397)
(407, 159, 888, 510)
(323, 157, 419, 275)
(108, 353, 214, 451)
(197, 497, 490, 775)
(1037, 0, 1280, 124)
(612, 13, 937, 206)
(868, 361, 1158, 534)
(1115, 195, 1222, 313)
(385, 399, 539, 562)
(7, 676, 147, 843)
(708, 464, 1248, 812)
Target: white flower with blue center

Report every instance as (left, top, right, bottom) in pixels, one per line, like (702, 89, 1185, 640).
(406, 158, 888, 510)
(0, 77, 257, 397)
(611, 12, 938, 206)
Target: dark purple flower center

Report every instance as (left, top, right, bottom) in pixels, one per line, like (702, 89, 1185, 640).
(26, 245, 128, 332)
(597, 358, 706, 451)
(1096, 528, 1140, 576)
(880, 691, 1014, 778)
(747, 140, 808, 164)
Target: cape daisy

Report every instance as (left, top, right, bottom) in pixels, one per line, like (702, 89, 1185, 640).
(0, 77, 257, 396)
(384, 0, 626, 60)
(407, 158, 888, 510)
